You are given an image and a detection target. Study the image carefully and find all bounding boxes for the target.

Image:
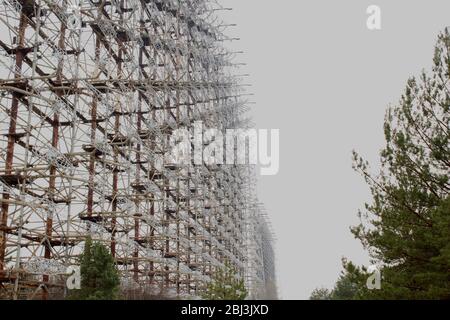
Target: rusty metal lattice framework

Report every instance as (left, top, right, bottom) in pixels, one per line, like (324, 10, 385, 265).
(0, 0, 276, 300)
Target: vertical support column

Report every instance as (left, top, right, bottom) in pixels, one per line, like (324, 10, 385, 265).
(87, 37, 101, 217)
(42, 20, 67, 300)
(0, 12, 28, 273)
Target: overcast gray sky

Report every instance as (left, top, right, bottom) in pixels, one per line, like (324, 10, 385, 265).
(221, 0, 450, 299)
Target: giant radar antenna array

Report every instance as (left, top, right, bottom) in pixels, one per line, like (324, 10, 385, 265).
(0, 0, 276, 300)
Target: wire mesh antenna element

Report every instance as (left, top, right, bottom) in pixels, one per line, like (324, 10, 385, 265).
(0, 0, 276, 300)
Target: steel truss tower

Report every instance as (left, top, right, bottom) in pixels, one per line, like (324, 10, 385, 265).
(0, 0, 276, 300)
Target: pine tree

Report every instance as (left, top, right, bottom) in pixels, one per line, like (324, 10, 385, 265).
(202, 263, 248, 300)
(310, 260, 365, 300)
(68, 237, 120, 300)
(348, 29, 450, 299)
(309, 288, 332, 300)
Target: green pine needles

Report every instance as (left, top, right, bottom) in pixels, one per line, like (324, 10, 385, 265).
(311, 29, 450, 300)
(68, 237, 120, 300)
(348, 29, 450, 300)
(202, 262, 248, 300)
